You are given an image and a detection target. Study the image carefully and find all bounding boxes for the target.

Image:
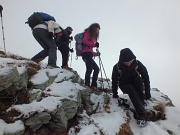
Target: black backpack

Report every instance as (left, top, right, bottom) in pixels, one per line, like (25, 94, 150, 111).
(26, 12, 56, 29)
(26, 12, 43, 29)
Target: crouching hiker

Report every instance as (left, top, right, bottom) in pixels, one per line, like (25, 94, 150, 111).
(55, 26, 74, 70)
(30, 20, 63, 68)
(111, 48, 151, 127)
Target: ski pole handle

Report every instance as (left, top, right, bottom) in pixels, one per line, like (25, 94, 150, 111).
(0, 5, 3, 17)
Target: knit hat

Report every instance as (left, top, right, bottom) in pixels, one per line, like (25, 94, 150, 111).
(119, 48, 136, 62)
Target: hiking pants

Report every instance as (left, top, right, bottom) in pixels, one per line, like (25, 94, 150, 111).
(32, 28, 57, 66)
(82, 52, 99, 87)
(58, 43, 69, 67)
(119, 76, 146, 118)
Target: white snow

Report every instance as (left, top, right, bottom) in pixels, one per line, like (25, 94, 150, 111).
(0, 57, 180, 135)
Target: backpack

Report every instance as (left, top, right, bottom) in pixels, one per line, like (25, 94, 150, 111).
(74, 32, 85, 59)
(26, 12, 56, 29)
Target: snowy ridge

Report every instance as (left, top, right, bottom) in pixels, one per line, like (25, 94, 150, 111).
(0, 55, 180, 135)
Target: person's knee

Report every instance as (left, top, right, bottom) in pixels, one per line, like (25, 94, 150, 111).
(94, 66, 99, 73)
(120, 84, 134, 93)
(86, 68, 93, 74)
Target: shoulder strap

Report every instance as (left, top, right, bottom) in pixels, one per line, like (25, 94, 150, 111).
(134, 60, 139, 75)
(116, 63, 122, 78)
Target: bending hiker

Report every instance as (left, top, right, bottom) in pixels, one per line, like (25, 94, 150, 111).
(25, 12, 63, 68)
(82, 23, 100, 92)
(30, 20, 62, 68)
(111, 48, 151, 127)
(55, 26, 74, 70)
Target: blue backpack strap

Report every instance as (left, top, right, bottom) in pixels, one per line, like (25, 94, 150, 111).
(40, 12, 56, 26)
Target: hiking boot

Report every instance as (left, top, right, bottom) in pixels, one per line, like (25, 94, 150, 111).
(84, 83, 90, 87)
(90, 86, 100, 92)
(137, 117, 147, 127)
(62, 66, 72, 70)
(47, 65, 60, 69)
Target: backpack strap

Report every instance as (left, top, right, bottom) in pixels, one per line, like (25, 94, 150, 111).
(117, 60, 139, 78)
(117, 62, 122, 78)
(134, 60, 139, 75)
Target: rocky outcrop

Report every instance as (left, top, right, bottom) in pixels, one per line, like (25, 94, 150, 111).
(0, 65, 107, 135)
(0, 67, 28, 92)
(0, 60, 176, 135)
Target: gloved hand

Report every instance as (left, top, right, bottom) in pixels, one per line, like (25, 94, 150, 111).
(0, 5, 3, 12)
(47, 32, 53, 39)
(95, 42, 99, 48)
(69, 48, 74, 53)
(69, 36, 73, 41)
(97, 51, 101, 56)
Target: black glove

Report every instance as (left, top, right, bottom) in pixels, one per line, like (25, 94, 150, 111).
(95, 42, 99, 48)
(69, 36, 73, 41)
(69, 48, 74, 53)
(47, 32, 53, 39)
(97, 51, 101, 56)
(0, 5, 3, 12)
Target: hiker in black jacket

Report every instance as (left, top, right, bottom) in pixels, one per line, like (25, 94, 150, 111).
(55, 26, 74, 70)
(111, 48, 151, 127)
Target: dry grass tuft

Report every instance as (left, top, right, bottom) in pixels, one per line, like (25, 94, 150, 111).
(1, 108, 22, 123)
(147, 103, 166, 121)
(26, 61, 41, 78)
(104, 104, 111, 113)
(7, 108, 21, 117)
(6, 53, 30, 60)
(0, 52, 41, 78)
(0, 50, 5, 56)
(153, 103, 165, 112)
(118, 116, 133, 135)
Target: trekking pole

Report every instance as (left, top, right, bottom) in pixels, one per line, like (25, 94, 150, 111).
(69, 41, 73, 67)
(96, 49, 111, 89)
(0, 5, 6, 53)
(97, 51, 104, 89)
(99, 56, 110, 89)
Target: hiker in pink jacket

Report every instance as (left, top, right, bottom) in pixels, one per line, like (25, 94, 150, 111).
(82, 23, 100, 92)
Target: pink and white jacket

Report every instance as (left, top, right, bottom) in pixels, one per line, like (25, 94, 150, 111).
(82, 31, 98, 56)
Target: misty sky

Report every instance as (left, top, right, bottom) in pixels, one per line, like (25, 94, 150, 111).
(0, 0, 180, 107)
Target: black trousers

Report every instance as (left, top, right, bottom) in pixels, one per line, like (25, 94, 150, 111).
(58, 43, 69, 67)
(82, 52, 99, 87)
(119, 76, 146, 118)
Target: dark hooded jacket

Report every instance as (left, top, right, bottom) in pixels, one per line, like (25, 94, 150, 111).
(111, 48, 151, 98)
(55, 28, 71, 47)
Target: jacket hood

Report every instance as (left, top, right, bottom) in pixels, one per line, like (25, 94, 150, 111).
(119, 48, 136, 62)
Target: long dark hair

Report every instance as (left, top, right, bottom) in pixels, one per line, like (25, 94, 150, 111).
(84, 23, 100, 41)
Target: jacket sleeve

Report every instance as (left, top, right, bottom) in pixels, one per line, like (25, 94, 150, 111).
(111, 64, 119, 95)
(137, 60, 151, 98)
(61, 30, 69, 42)
(82, 31, 96, 47)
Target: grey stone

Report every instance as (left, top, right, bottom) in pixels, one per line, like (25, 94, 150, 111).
(0, 67, 19, 91)
(25, 112, 51, 131)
